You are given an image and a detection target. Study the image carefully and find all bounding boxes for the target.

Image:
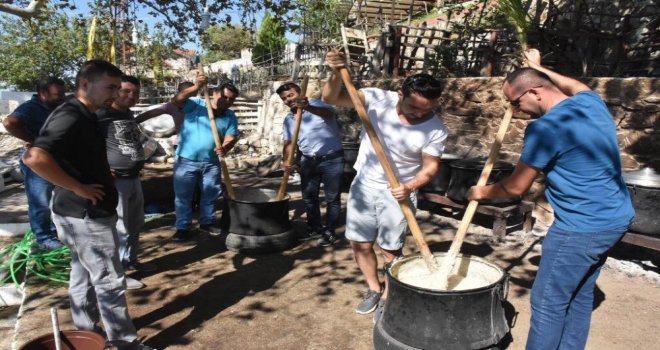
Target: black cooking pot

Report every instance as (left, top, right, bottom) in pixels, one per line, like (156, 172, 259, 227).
(446, 158, 520, 206)
(420, 154, 461, 195)
(624, 168, 660, 236)
(224, 188, 291, 236)
(374, 253, 509, 350)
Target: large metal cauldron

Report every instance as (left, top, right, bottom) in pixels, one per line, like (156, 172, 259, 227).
(447, 158, 520, 206)
(374, 253, 509, 350)
(624, 168, 660, 235)
(222, 188, 297, 253)
(420, 153, 461, 195)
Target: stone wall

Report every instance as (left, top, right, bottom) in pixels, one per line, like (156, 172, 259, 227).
(328, 77, 660, 171)
(232, 77, 658, 173)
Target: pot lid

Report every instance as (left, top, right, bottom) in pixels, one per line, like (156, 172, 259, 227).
(450, 157, 514, 170)
(624, 167, 660, 188)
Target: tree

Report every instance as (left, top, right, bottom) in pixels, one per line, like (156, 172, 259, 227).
(251, 14, 287, 65)
(291, 0, 352, 45)
(203, 24, 253, 62)
(0, 8, 87, 90)
(0, 0, 297, 44)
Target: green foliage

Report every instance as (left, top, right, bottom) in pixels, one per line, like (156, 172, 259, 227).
(203, 25, 252, 62)
(290, 0, 351, 45)
(0, 9, 87, 90)
(251, 14, 287, 65)
(498, 0, 529, 49)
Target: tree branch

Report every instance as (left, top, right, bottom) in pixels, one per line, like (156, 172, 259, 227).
(0, 0, 48, 19)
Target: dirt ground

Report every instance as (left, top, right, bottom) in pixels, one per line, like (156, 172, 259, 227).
(2, 163, 659, 350)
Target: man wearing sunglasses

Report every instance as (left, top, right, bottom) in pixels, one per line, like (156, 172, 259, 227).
(469, 49, 634, 349)
(323, 50, 448, 321)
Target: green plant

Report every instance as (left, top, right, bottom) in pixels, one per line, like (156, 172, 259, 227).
(498, 0, 529, 49)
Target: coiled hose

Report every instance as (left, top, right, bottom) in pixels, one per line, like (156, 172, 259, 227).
(0, 230, 70, 288)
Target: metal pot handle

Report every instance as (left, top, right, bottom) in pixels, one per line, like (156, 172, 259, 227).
(499, 273, 510, 302)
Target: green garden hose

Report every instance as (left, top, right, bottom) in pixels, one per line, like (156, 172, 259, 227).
(0, 230, 71, 288)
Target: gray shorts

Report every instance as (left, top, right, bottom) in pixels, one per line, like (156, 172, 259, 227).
(345, 181, 417, 251)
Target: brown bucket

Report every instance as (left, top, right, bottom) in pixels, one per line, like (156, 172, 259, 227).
(19, 330, 106, 350)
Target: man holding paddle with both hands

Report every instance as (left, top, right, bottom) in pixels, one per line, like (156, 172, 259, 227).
(323, 49, 449, 322)
(469, 48, 634, 349)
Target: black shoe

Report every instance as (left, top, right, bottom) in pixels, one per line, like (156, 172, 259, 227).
(299, 230, 322, 241)
(171, 229, 191, 242)
(318, 231, 337, 247)
(126, 261, 158, 272)
(199, 224, 225, 236)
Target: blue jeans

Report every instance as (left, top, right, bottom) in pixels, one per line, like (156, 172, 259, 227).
(526, 223, 629, 350)
(173, 158, 222, 230)
(19, 154, 57, 243)
(299, 155, 344, 233)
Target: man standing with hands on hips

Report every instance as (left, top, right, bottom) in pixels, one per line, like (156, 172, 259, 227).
(468, 49, 634, 350)
(322, 49, 449, 322)
(278, 82, 344, 246)
(23, 60, 154, 350)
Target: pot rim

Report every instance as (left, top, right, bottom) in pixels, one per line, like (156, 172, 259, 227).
(624, 167, 660, 188)
(387, 253, 506, 294)
(228, 188, 290, 204)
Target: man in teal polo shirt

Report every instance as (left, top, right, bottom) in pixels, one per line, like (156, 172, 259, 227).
(170, 74, 239, 241)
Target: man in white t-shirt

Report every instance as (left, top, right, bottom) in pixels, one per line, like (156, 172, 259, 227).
(323, 50, 448, 321)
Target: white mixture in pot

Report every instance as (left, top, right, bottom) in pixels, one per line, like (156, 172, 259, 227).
(394, 256, 502, 291)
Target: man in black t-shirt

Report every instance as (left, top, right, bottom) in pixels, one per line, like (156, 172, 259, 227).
(97, 75, 157, 290)
(23, 60, 154, 350)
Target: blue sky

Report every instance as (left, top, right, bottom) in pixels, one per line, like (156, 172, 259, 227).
(70, 0, 297, 50)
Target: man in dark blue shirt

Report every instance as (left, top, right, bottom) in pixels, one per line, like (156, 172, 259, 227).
(2, 77, 65, 250)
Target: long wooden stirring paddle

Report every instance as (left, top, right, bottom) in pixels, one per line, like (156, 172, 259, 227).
(276, 76, 310, 201)
(198, 62, 235, 199)
(437, 105, 514, 289)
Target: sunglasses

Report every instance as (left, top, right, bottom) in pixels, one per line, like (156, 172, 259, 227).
(509, 86, 542, 107)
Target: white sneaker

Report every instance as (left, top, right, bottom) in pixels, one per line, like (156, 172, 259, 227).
(126, 277, 145, 290)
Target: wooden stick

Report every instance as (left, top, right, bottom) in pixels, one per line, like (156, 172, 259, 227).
(276, 76, 310, 201)
(198, 62, 235, 199)
(437, 105, 514, 289)
(337, 67, 438, 272)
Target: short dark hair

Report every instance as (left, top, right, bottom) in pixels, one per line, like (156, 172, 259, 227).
(177, 81, 195, 92)
(35, 77, 65, 93)
(505, 68, 552, 90)
(75, 60, 123, 88)
(401, 73, 443, 99)
(276, 82, 301, 95)
(212, 82, 239, 96)
(121, 75, 141, 86)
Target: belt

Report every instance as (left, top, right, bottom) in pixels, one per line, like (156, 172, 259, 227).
(302, 150, 344, 161)
(111, 168, 140, 179)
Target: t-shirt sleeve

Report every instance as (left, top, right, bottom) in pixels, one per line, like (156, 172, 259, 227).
(182, 97, 203, 114)
(32, 109, 77, 156)
(422, 125, 448, 157)
(10, 102, 31, 120)
(520, 120, 559, 170)
(226, 112, 239, 136)
(309, 98, 334, 111)
(282, 114, 293, 141)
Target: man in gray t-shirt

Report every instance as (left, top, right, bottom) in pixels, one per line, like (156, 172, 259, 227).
(278, 82, 344, 246)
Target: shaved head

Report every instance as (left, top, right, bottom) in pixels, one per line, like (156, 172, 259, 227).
(505, 68, 553, 91)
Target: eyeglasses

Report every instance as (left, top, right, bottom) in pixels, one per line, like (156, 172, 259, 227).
(509, 86, 542, 107)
